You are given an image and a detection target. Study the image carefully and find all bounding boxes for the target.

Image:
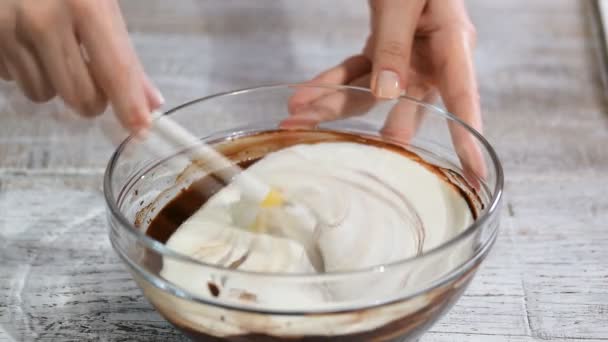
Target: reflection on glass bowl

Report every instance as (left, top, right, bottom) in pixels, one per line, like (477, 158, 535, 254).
(104, 84, 503, 341)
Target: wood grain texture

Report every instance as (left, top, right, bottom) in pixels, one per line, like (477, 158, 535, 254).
(1, 0, 607, 341)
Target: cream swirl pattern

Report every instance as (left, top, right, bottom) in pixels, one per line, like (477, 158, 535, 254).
(161, 141, 474, 310)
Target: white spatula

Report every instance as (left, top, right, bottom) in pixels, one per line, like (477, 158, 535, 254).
(139, 111, 324, 271)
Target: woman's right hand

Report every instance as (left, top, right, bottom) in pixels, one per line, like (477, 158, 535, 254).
(0, 0, 162, 132)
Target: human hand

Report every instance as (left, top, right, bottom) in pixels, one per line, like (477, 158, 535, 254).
(0, 0, 162, 132)
(285, 0, 485, 179)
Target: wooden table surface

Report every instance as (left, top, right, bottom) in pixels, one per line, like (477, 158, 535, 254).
(1, 1, 607, 341)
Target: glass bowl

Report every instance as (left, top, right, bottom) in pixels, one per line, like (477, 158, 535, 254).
(104, 84, 503, 341)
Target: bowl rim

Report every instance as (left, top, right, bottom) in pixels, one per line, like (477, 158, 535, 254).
(104, 83, 503, 280)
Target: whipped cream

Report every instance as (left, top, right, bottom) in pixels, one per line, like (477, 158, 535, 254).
(161, 142, 473, 308)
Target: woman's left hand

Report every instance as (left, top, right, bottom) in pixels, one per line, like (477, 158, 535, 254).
(285, 0, 484, 178)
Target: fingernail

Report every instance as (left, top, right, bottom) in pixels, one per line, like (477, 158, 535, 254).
(154, 88, 165, 105)
(375, 70, 402, 99)
(153, 87, 165, 108)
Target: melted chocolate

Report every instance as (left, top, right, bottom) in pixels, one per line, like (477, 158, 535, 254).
(140, 129, 485, 341)
(155, 266, 479, 342)
(146, 158, 258, 244)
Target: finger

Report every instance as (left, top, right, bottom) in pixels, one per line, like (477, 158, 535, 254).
(381, 75, 437, 144)
(74, 1, 159, 132)
(288, 55, 370, 114)
(437, 29, 480, 132)
(370, 0, 426, 99)
(0, 6, 18, 83)
(0, 58, 11, 81)
(4, 44, 55, 103)
(21, 14, 107, 117)
(281, 74, 374, 129)
(437, 29, 487, 181)
(6, 1, 58, 102)
(415, 0, 485, 185)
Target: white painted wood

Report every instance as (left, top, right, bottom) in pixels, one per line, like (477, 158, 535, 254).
(1, 0, 607, 341)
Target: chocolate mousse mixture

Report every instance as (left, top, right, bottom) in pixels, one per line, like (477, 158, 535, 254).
(146, 130, 482, 246)
(141, 129, 485, 341)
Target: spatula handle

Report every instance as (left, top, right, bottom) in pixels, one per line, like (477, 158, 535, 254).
(144, 111, 272, 203)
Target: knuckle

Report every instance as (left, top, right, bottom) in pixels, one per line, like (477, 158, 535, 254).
(0, 67, 12, 82)
(70, 89, 106, 117)
(0, 8, 16, 34)
(123, 117, 144, 131)
(80, 97, 107, 117)
(127, 104, 144, 123)
(68, 0, 114, 17)
(15, 72, 55, 103)
(58, 79, 105, 116)
(67, 0, 93, 15)
(446, 21, 477, 48)
(16, 2, 57, 40)
(446, 87, 479, 105)
(28, 87, 55, 103)
(61, 93, 83, 113)
(376, 40, 409, 61)
(36, 92, 56, 103)
(372, 0, 396, 15)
